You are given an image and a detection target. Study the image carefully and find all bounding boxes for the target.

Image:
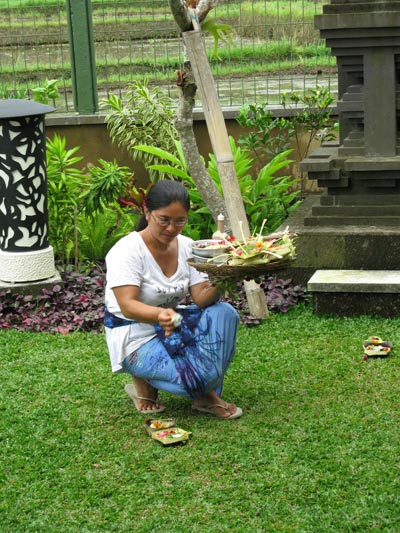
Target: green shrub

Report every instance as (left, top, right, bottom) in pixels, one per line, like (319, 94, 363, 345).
(77, 206, 137, 264)
(46, 134, 139, 268)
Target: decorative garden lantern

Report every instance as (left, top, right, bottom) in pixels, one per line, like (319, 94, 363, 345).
(0, 99, 57, 283)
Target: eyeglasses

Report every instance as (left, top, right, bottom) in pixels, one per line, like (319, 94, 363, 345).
(150, 212, 187, 228)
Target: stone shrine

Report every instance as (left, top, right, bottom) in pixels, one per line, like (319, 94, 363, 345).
(278, 0, 400, 315)
(301, 0, 400, 225)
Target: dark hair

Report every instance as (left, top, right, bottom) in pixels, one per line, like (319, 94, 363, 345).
(136, 180, 190, 231)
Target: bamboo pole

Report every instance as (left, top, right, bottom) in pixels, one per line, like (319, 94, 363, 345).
(183, 29, 268, 319)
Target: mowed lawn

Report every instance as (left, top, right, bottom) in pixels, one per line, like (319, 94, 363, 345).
(1, 304, 400, 532)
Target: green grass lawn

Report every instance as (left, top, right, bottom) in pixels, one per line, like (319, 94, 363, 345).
(1, 303, 400, 532)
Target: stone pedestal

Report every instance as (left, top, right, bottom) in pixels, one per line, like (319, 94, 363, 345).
(276, 196, 400, 285)
(0, 99, 58, 284)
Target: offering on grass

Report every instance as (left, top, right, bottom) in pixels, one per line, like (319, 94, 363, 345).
(151, 427, 190, 445)
(363, 337, 392, 358)
(144, 419, 191, 444)
(144, 418, 176, 436)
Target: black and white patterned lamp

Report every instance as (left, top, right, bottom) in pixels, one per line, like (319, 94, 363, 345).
(0, 99, 56, 283)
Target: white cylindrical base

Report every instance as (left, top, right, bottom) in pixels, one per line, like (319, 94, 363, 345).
(0, 247, 56, 282)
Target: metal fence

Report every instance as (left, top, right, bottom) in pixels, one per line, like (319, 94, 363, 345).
(0, 0, 337, 114)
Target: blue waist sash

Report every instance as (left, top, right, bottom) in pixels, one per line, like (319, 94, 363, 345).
(104, 305, 208, 398)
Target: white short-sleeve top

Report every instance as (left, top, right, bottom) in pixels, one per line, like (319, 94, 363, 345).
(104, 231, 206, 372)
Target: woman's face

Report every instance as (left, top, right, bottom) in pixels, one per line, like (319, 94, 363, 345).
(145, 201, 188, 244)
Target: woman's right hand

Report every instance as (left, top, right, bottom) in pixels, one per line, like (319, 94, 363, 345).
(157, 308, 178, 337)
(112, 286, 179, 337)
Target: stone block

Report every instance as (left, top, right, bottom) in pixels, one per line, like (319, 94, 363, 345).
(308, 269, 400, 317)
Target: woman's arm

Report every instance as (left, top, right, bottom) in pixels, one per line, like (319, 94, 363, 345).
(190, 280, 220, 308)
(112, 285, 177, 336)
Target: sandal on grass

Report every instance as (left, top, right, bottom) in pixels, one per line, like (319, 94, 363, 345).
(125, 383, 166, 414)
(192, 403, 243, 420)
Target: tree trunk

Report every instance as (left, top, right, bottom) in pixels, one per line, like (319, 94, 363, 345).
(169, 0, 192, 31)
(169, 0, 215, 30)
(174, 61, 230, 227)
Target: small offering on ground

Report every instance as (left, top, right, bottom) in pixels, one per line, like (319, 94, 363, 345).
(362, 336, 393, 359)
(144, 418, 191, 445)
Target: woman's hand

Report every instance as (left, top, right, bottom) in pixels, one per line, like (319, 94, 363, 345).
(157, 308, 178, 337)
(113, 286, 179, 337)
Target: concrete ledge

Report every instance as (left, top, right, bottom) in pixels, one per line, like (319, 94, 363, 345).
(44, 106, 339, 127)
(308, 270, 400, 293)
(0, 271, 62, 295)
(308, 269, 400, 317)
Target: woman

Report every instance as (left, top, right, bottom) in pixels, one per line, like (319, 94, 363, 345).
(104, 180, 242, 419)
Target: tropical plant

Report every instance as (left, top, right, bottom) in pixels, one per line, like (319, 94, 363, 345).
(237, 86, 337, 195)
(46, 134, 86, 267)
(47, 135, 141, 268)
(206, 140, 299, 233)
(282, 85, 336, 161)
(80, 159, 135, 215)
(77, 205, 138, 264)
(102, 79, 178, 181)
(236, 104, 294, 160)
(31, 78, 59, 105)
(135, 136, 298, 237)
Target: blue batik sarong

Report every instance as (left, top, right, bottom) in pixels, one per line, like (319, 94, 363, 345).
(106, 303, 239, 399)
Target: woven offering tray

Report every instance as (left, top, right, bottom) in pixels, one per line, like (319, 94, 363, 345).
(144, 418, 176, 436)
(188, 228, 296, 281)
(151, 427, 190, 446)
(187, 258, 295, 281)
(363, 337, 392, 358)
(144, 418, 191, 445)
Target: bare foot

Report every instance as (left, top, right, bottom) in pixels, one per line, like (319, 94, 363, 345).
(125, 377, 166, 413)
(193, 391, 242, 419)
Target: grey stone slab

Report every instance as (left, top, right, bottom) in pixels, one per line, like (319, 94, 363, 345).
(304, 215, 400, 226)
(273, 196, 400, 284)
(344, 158, 400, 171)
(316, 13, 400, 30)
(311, 205, 400, 216)
(308, 269, 400, 293)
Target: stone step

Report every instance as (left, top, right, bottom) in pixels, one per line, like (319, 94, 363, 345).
(304, 215, 400, 226)
(319, 194, 400, 206)
(308, 270, 400, 294)
(307, 269, 400, 317)
(312, 205, 400, 216)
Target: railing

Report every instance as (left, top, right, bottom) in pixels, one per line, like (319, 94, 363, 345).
(0, 0, 337, 114)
